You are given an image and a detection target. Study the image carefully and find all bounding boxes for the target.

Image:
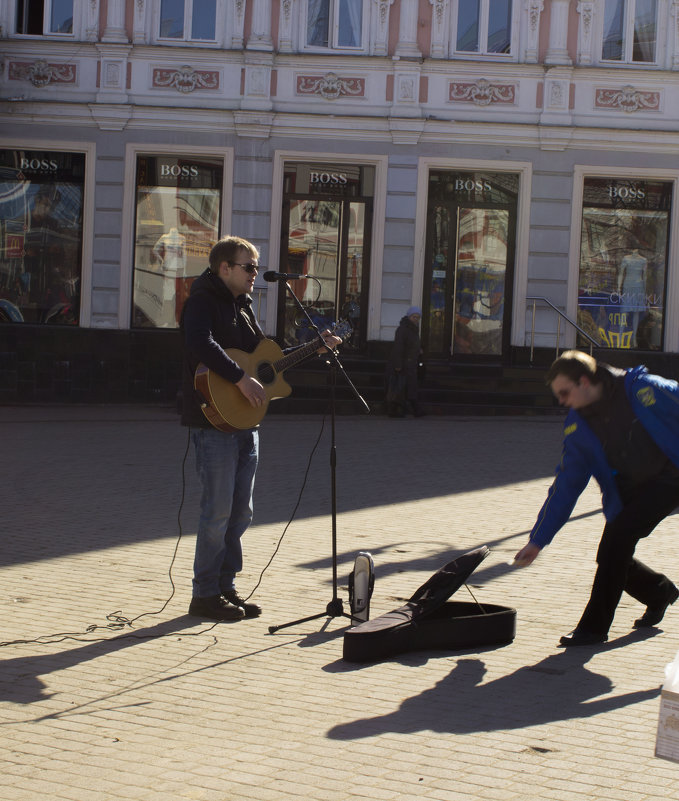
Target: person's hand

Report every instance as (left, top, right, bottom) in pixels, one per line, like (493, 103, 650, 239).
(316, 329, 342, 353)
(514, 542, 541, 567)
(236, 374, 266, 408)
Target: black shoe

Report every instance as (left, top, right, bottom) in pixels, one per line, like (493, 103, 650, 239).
(189, 595, 245, 621)
(558, 629, 608, 647)
(633, 584, 679, 628)
(223, 589, 262, 618)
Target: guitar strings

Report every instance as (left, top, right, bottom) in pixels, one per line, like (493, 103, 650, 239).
(0, 414, 327, 647)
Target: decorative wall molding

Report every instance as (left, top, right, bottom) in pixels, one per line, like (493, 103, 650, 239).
(152, 66, 220, 93)
(449, 79, 515, 105)
(594, 85, 661, 113)
(8, 60, 77, 87)
(296, 73, 365, 100)
(525, 0, 544, 64)
(576, 0, 594, 64)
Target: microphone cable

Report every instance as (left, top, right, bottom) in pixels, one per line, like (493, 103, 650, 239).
(0, 413, 327, 647)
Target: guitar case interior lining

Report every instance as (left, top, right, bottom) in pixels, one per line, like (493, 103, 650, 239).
(342, 545, 516, 663)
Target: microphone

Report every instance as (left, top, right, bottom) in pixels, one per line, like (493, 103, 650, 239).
(263, 270, 305, 282)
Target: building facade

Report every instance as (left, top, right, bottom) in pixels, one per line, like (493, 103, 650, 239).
(2, 0, 679, 401)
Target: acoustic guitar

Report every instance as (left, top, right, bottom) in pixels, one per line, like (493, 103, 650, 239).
(194, 320, 352, 431)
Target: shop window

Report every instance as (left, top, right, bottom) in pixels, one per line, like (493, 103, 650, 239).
(601, 0, 657, 63)
(15, 0, 73, 35)
(0, 150, 85, 325)
(305, 0, 365, 50)
(132, 155, 223, 329)
(453, 0, 514, 56)
(159, 0, 217, 42)
(577, 177, 672, 351)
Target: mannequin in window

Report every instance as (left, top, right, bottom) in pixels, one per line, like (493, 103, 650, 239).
(618, 241, 647, 347)
(152, 227, 187, 326)
(153, 227, 187, 276)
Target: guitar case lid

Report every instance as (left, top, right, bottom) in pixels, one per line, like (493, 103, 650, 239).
(342, 545, 516, 663)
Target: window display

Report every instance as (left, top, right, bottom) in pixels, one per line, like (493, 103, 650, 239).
(132, 155, 223, 328)
(577, 177, 671, 350)
(0, 149, 84, 325)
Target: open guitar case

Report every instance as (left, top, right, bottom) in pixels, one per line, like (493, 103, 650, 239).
(342, 545, 516, 663)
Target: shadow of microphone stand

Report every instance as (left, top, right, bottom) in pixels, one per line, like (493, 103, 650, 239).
(266, 272, 371, 634)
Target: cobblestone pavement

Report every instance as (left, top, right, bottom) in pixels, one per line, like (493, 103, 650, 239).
(1, 404, 679, 800)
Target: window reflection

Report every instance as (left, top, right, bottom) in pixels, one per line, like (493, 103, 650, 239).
(132, 156, 223, 329)
(577, 178, 671, 350)
(0, 150, 84, 325)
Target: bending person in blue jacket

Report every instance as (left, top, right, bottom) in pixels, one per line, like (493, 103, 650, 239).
(515, 350, 679, 647)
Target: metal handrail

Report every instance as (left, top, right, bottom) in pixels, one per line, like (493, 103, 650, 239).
(526, 296, 600, 362)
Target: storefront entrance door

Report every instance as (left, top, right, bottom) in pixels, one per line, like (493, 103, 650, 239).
(423, 172, 518, 359)
(278, 165, 373, 350)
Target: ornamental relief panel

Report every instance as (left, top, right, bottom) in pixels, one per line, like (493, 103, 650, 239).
(594, 85, 661, 112)
(296, 73, 365, 100)
(152, 66, 220, 93)
(8, 60, 77, 87)
(449, 79, 516, 105)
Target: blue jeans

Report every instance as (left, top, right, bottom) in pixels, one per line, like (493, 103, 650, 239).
(191, 427, 259, 598)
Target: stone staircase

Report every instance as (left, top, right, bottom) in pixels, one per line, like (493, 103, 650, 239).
(269, 356, 563, 418)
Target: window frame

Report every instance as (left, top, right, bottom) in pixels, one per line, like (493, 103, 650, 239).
(153, 0, 224, 47)
(600, 0, 659, 65)
(589, 0, 673, 68)
(12, 0, 79, 39)
(450, 0, 519, 61)
(302, 0, 368, 53)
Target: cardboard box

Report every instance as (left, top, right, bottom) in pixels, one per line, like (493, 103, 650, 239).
(655, 688, 679, 762)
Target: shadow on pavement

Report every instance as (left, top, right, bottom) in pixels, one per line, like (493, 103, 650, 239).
(325, 631, 662, 739)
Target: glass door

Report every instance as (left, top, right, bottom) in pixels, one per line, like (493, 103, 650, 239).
(452, 207, 510, 356)
(423, 171, 518, 360)
(278, 196, 370, 349)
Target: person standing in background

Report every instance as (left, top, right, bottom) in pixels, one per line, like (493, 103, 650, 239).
(386, 306, 424, 418)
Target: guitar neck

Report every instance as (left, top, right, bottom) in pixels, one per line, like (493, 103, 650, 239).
(274, 335, 325, 374)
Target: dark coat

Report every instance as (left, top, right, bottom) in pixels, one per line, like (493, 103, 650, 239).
(387, 315, 421, 400)
(180, 268, 264, 428)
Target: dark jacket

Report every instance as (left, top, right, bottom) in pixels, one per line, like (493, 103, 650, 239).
(180, 268, 264, 428)
(388, 316, 421, 372)
(529, 365, 679, 548)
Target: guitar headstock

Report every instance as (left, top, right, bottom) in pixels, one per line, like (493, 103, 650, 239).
(330, 319, 353, 342)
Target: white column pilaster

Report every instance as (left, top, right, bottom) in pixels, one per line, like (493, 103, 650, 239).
(395, 0, 422, 57)
(248, 0, 273, 50)
(102, 0, 128, 43)
(545, 0, 572, 65)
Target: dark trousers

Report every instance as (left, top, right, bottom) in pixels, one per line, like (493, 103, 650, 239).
(577, 477, 679, 635)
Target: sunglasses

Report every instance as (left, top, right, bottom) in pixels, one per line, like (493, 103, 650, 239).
(230, 262, 259, 275)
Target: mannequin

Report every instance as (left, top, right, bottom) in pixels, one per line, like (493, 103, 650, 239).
(619, 245, 647, 346)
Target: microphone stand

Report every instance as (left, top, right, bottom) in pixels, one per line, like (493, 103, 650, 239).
(268, 279, 370, 634)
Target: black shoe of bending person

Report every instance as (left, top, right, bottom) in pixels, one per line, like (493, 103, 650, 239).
(188, 595, 245, 621)
(223, 589, 262, 618)
(558, 629, 608, 647)
(633, 584, 679, 628)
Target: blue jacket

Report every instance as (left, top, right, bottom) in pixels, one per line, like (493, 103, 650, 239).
(530, 365, 679, 548)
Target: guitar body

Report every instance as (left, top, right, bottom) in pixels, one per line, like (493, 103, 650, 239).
(194, 321, 351, 432)
(194, 339, 292, 432)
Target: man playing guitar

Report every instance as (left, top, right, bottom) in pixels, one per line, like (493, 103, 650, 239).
(180, 235, 341, 621)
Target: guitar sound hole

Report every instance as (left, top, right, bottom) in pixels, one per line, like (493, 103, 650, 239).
(257, 363, 275, 385)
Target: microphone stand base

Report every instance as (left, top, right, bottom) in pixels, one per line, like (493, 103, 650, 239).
(267, 598, 353, 635)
